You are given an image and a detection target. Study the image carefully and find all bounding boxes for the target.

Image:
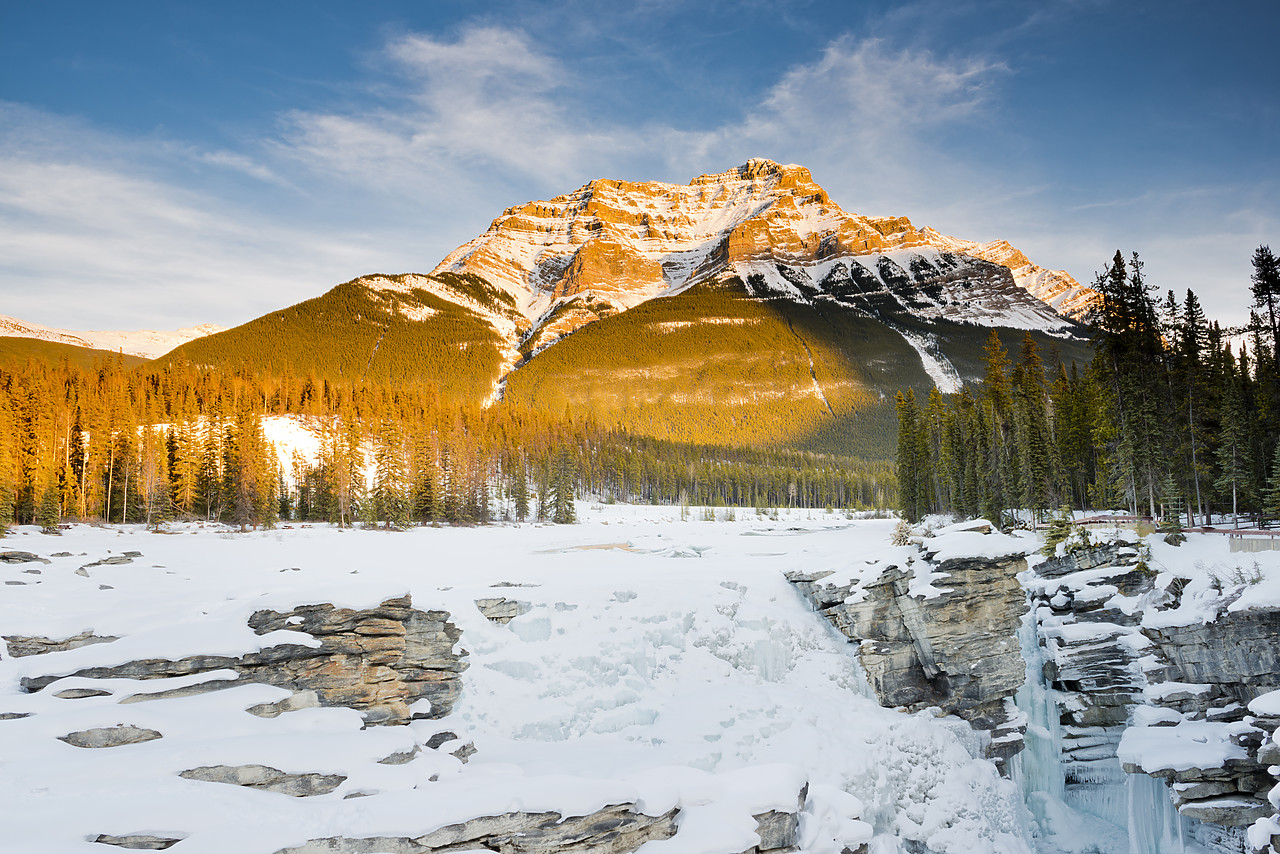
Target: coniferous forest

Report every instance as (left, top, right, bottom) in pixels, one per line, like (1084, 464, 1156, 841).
(895, 248, 1280, 526)
(0, 354, 894, 534)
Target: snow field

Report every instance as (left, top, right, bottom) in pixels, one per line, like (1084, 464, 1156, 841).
(0, 507, 1034, 854)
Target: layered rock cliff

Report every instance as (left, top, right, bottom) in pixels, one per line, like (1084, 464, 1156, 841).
(787, 522, 1030, 767)
(430, 159, 1097, 347)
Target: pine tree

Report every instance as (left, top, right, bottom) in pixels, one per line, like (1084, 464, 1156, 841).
(511, 453, 530, 522)
(551, 446, 577, 524)
(37, 474, 60, 533)
(1262, 443, 1280, 524)
(372, 419, 409, 529)
(1215, 363, 1253, 528)
(1251, 245, 1280, 364)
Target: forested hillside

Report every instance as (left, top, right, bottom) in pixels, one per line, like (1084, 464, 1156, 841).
(155, 274, 512, 400)
(506, 278, 1092, 458)
(896, 249, 1280, 525)
(0, 338, 147, 371)
(0, 353, 894, 533)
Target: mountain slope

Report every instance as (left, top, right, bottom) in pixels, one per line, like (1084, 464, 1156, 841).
(157, 273, 518, 402)
(152, 159, 1096, 456)
(0, 336, 147, 371)
(0, 313, 221, 359)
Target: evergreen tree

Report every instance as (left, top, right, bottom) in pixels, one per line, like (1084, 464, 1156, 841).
(511, 453, 530, 522)
(1251, 245, 1280, 363)
(1263, 442, 1280, 524)
(1215, 362, 1253, 527)
(551, 445, 577, 524)
(37, 474, 60, 533)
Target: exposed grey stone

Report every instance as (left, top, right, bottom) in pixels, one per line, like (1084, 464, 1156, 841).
(55, 687, 112, 699)
(180, 764, 346, 797)
(0, 551, 50, 564)
(377, 745, 421, 766)
(1177, 795, 1273, 826)
(450, 741, 476, 763)
(0, 711, 32, 720)
(475, 597, 532, 624)
(3, 630, 120, 658)
(93, 834, 183, 850)
(119, 679, 242, 704)
(273, 803, 680, 854)
(245, 690, 321, 718)
(21, 596, 467, 726)
(82, 555, 134, 569)
(1036, 544, 1125, 578)
(425, 731, 457, 750)
(59, 725, 162, 748)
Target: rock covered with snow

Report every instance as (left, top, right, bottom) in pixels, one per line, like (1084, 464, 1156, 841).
(787, 522, 1030, 764)
(20, 595, 469, 726)
(1024, 530, 1280, 846)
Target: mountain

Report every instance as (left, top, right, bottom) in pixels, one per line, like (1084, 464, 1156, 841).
(0, 313, 222, 360)
(161, 160, 1097, 457)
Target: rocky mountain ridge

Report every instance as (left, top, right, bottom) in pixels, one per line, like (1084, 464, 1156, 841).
(428, 159, 1099, 349)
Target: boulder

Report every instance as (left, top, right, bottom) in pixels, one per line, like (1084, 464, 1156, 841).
(0, 551, 50, 565)
(475, 597, 532, 624)
(93, 834, 183, 850)
(180, 764, 346, 797)
(59, 725, 162, 749)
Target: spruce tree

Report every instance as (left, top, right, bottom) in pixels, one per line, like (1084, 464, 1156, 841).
(551, 446, 577, 524)
(37, 475, 60, 533)
(1215, 364, 1253, 527)
(1262, 443, 1280, 524)
(1251, 245, 1280, 363)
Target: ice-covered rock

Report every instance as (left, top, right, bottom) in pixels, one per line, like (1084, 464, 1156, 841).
(789, 547, 1028, 765)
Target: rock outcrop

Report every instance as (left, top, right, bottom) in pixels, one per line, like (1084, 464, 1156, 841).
(4, 629, 120, 658)
(789, 544, 1028, 765)
(93, 833, 183, 850)
(272, 804, 682, 854)
(269, 785, 807, 854)
(22, 596, 468, 725)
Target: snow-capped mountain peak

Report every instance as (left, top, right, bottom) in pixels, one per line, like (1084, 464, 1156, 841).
(429, 159, 1097, 344)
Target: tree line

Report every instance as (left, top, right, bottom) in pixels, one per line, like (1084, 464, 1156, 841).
(896, 248, 1280, 526)
(0, 355, 894, 533)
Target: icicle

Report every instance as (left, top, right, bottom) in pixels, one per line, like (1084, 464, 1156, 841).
(1127, 772, 1185, 854)
(1012, 606, 1066, 827)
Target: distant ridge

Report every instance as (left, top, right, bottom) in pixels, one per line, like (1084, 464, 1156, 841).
(0, 313, 222, 359)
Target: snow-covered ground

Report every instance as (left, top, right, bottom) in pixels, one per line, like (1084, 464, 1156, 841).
(3, 508, 1277, 854)
(1, 507, 1032, 854)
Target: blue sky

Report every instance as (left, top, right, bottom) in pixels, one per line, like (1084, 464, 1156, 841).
(2, 0, 1277, 331)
